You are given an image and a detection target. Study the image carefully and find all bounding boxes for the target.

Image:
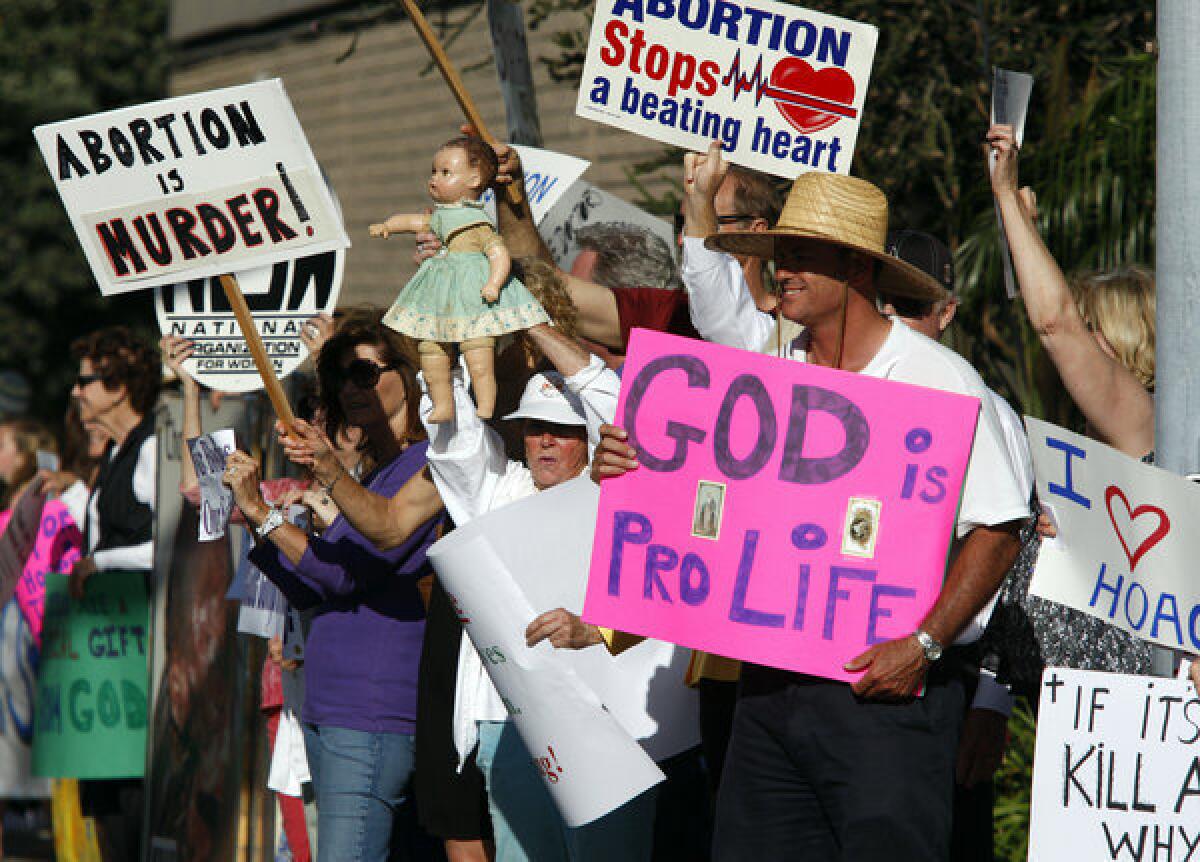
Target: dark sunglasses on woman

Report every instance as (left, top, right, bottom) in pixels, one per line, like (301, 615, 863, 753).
(341, 359, 396, 389)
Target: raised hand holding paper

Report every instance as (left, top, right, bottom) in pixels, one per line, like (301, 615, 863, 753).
(187, 430, 237, 542)
(575, 0, 877, 178)
(1026, 417, 1200, 653)
(584, 330, 980, 682)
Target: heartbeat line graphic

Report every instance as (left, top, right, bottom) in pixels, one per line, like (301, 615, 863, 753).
(722, 50, 859, 120)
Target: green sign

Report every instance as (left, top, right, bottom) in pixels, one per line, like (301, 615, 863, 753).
(33, 572, 149, 779)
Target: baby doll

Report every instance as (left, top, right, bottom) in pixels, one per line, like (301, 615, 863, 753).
(371, 136, 549, 421)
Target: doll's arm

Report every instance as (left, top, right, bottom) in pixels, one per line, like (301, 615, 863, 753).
(481, 234, 511, 303)
(368, 212, 431, 239)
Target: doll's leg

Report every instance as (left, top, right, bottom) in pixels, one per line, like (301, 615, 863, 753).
(461, 337, 498, 419)
(419, 340, 456, 422)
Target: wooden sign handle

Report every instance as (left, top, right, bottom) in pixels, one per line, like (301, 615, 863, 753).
(219, 274, 297, 434)
(399, 0, 526, 209)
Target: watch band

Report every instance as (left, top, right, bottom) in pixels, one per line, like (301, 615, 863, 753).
(256, 506, 286, 539)
(914, 629, 944, 662)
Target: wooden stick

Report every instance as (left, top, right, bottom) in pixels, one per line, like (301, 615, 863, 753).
(399, 0, 526, 208)
(219, 274, 297, 433)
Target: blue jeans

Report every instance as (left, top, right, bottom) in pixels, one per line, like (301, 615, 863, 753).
(302, 724, 418, 862)
(475, 720, 657, 862)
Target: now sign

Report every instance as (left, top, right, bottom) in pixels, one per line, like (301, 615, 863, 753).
(583, 330, 979, 683)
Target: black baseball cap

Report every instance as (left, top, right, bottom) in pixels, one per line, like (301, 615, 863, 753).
(885, 230, 955, 295)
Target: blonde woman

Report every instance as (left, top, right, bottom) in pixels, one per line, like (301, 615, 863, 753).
(988, 124, 1155, 458)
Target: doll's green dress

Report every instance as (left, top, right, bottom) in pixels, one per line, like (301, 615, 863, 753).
(383, 201, 549, 341)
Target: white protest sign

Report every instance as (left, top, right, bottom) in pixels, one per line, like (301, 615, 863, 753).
(991, 67, 1034, 299)
(539, 181, 674, 272)
(34, 79, 349, 296)
(1029, 668, 1200, 861)
(447, 476, 700, 760)
(154, 249, 343, 392)
(1026, 417, 1200, 653)
(429, 531, 665, 828)
(575, 0, 877, 178)
(186, 430, 237, 541)
(481, 145, 590, 226)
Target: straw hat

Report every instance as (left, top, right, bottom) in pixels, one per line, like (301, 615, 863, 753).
(706, 173, 945, 302)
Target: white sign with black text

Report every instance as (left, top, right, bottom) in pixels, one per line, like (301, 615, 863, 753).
(1030, 668, 1200, 862)
(34, 79, 349, 295)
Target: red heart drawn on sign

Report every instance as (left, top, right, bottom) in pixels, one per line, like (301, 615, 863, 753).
(1104, 486, 1170, 571)
(768, 58, 857, 135)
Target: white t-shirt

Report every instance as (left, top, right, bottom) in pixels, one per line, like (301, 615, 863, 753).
(782, 321, 1031, 643)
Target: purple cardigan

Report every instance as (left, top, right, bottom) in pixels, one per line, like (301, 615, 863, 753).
(249, 442, 442, 735)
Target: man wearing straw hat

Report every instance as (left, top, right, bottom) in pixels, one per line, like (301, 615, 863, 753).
(595, 159, 1030, 860)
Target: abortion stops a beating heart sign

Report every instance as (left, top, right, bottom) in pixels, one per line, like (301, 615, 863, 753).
(575, 0, 878, 179)
(1026, 417, 1200, 653)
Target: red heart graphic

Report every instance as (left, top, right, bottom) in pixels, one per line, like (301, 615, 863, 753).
(768, 58, 857, 135)
(1104, 486, 1170, 571)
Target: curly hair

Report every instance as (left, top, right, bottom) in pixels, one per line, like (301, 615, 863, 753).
(316, 307, 425, 450)
(440, 135, 499, 193)
(70, 326, 161, 416)
(503, 258, 581, 369)
(1070, 265, 1156, 390)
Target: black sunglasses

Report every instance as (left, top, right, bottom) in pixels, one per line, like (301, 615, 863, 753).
(673, 212, 754, 234)
(76, 373, 105, 388)
(340, 359, 396, 389)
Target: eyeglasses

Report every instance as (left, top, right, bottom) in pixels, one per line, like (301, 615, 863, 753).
(75, 373, 104, 388)
(673, 213, 755, 234)
(340, 359, 395, 390)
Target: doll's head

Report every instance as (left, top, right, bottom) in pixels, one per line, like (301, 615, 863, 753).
(429, 136, 499, 204)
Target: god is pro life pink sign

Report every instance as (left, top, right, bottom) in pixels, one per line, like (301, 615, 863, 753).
(583, 329, 980, 682)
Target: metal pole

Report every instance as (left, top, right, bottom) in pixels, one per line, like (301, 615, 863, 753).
(1155, 1, 1200, 675)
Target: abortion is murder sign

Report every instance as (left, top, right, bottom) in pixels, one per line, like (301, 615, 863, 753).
(34, 79, 349, 296)
(583, 329, 980, 682)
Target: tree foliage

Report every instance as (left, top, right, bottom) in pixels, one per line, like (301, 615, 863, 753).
(0, 0, 167, 423)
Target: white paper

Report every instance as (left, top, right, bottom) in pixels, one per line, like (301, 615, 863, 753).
(34, 79, 350, 295)
(1026, 417, 1200, 653)
(187, 429, 237, 541)
(429, 531, 664, 827)
(1029, 667, 1200, 861)
(991, 67, 1034, 299)
(481, 144, 590, 226)
(575, 1, 878, 179)
(539, 181, 675, 274)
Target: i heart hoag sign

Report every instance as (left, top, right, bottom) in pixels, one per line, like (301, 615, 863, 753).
(583, 330, 979, 683)
(34, 79, 349, 296)
(575, 0, 878, 178)
(1026, 418, 1200, 653)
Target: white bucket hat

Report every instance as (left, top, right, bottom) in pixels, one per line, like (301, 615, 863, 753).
(502, 372, 587, 427)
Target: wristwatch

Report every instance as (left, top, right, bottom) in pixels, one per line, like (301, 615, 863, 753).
(914, 629, 944, 663)
(256, 506, 286, 539)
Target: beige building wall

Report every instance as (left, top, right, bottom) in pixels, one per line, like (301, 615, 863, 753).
(170, 7, 674, 308)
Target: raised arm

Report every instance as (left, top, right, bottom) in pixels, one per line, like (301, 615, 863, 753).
(279, 418, 444, 552)
(161, 335, 202, 493)
(987, 124, 1154, 457)
(488, 136, 625, 348)
(369, 212, 432, 239)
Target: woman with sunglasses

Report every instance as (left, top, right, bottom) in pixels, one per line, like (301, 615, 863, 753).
(223, 309, 446, 862)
